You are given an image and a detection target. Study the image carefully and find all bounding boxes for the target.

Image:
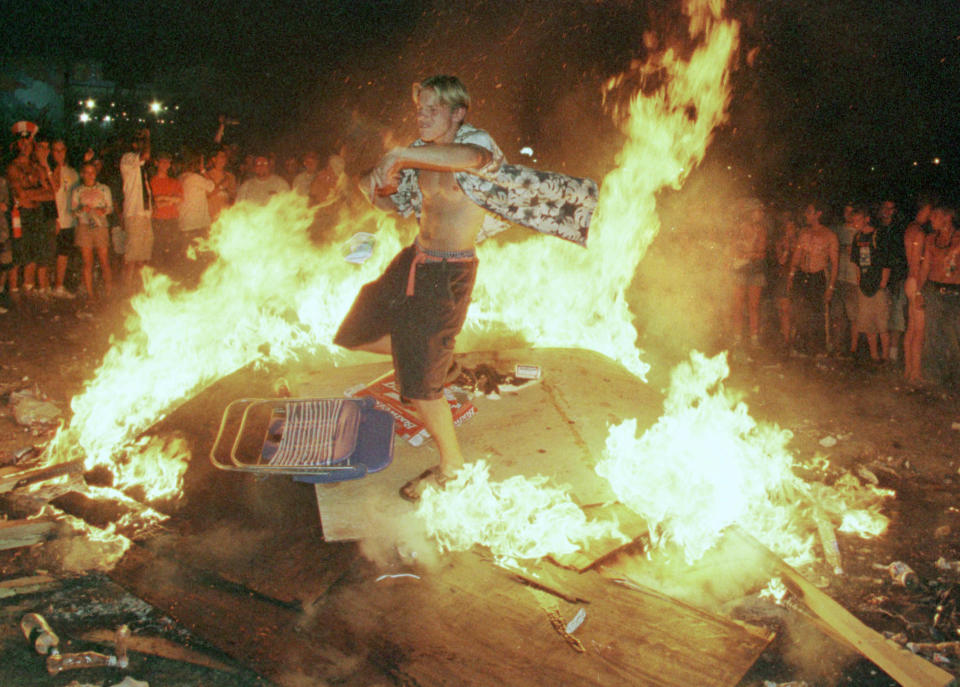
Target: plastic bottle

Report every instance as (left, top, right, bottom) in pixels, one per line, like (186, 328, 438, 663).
(46, 651, 118, 675)
(19, 613, 59, 655)
(888, 561, 919, 589)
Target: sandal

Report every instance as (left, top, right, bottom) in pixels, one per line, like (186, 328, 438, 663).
(399, 465, 452, 502)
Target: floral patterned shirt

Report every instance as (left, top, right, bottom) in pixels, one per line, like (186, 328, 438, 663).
(389, 123, 597, 247)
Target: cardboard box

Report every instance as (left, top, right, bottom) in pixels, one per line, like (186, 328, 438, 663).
(349, 371, 477, 446)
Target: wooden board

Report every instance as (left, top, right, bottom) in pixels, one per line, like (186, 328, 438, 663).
(108, 542, 770, 686)
(0, 518, 56, 550)
(726, 527, 956, 687)
(326, 552, 772, 687)
(166, 521, 359, 609)
(108, 543, 360, 686)
(299, 348, 662, 542)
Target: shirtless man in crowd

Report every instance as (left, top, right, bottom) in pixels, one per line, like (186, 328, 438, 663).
(787, 202, 839, 355)
(903, 198, 934, 383)
(917, 204, 960, 387)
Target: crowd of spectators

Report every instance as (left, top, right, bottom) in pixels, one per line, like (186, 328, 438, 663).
(728, 194, 960, 390)
(0, 119, 348, 316)
(2, 118, 957, 392)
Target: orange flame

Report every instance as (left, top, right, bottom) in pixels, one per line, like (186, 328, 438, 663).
(597, 351, 891, 566)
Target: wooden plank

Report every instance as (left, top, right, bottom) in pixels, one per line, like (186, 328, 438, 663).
(0, 460, 84, 494)
(303, 349, 660, 542)
(107, 543, 362, 685)
(727, 527, 956, 687)
(78, 629, 240, 674)
(552, 502, 650, 571)
(358, 552, 771, 687)
(0, 574, 60, 598)
(0, 518, 56, 550)
(169, 523, 359, 609)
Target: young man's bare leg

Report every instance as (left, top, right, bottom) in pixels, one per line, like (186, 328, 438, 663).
(412, 397, 463, 478)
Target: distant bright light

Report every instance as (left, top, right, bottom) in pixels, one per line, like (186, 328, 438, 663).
(78, 112, 90, 123)
(103, 115, 112, 123)
(85, 99, 95, 109)
(149, 101, 162, 113)
(520, 146, 534, 156)
(933, 157, 942, 165)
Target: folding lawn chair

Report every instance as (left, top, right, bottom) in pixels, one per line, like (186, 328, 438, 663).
(209, 396, 395, 483)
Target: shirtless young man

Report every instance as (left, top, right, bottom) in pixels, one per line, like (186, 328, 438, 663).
(729, 201, 767, 347)
(903, 198, 934, 383)
(917, 204, 960, 387)
(335, 75, 496, 501)
(787, 202, 838, 355)
(6, 128, 55, 296)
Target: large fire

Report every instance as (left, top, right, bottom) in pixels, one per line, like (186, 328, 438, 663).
(36, 0, 891, 576)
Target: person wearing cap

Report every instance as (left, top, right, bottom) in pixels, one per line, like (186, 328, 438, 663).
(235, 154, 288, 205)
(6, 123, 55, 296)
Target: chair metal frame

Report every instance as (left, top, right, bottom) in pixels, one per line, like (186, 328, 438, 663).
(209, 397, 375, 477)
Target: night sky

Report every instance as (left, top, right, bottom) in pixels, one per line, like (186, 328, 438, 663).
(3, 0, 960, 205)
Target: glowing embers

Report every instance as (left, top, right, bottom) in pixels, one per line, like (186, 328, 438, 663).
(596, 351, 892, 566)
(416, 460, 625, 569)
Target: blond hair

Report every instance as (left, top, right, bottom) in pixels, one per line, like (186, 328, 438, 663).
(414, 75, 470, 111)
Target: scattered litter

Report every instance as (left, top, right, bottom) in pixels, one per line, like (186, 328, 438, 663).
(13, 444, 40, 464)
(856, 466, 879, 485)
(936, 557, 960, 574)
(565, 608, 587, 634)
(20, 613, 59, 655)
(343, 232, 375, 263)
(934, 525, 952, 539)
(449, 362, 543, 399)
(906, 640, 960, 659)
(9, 388, 62, 426)
(109, 679, 149, 687)
(546, 609, 585, 653)
(818, 435, 837, 448)
(875, 561, 919, 589)
(374, 573, 421, 583)
(514, 364, 541, 380)
(815, 513, 843, 575)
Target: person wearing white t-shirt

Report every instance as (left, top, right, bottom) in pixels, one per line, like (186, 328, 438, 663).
(236, 155, 289, 205)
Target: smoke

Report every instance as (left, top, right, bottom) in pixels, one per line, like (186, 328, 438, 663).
(352, 498, 444, 573)
(629, 159, 756, 365)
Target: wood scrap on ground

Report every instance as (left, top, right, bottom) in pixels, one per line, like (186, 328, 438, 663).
(0, 574, 59, 599)
(0, 518, 57, 551)
(78, 628, 240, 674)
(726, 527, 957, 687)
(366, 552, 771, 687)
(0, 460, 84, 494)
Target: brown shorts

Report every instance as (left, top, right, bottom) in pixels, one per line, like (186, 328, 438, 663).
(75, 223, 109, 251)
(334, 243, 478, 400)
(856, 289, 889, 334)
(124, 215, 153, 262)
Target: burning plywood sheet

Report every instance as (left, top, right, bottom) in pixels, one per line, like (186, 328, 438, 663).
(109, 544, 770, 687)
(334, 552, 772, 687)
(298, 348, 660, 543)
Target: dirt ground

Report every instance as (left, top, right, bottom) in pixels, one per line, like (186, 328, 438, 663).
(1, 287, 960, 686)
